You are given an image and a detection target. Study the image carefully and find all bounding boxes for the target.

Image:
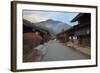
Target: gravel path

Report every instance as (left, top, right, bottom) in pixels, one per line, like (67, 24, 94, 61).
(42, 40, 89, 61)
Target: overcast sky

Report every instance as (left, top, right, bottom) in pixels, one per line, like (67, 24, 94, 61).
(23, 10, 79, 26)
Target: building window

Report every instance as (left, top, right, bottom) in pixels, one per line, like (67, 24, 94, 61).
(86, 29, 90, 34)
(69, 36, 72, 40)
(73, 36, 77, 40)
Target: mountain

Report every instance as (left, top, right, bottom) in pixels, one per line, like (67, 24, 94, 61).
(23, 19, 53, 34)
(33, 19, 71, 34)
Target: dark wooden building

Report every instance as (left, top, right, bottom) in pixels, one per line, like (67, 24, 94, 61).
(56, 13, 91, 56)
(68, 13, 91, 48)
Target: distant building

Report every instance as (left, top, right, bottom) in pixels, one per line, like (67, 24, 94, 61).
(56, 29, 69, 43)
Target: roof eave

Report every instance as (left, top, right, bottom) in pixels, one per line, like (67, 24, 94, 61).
(71, 13, 83, 22)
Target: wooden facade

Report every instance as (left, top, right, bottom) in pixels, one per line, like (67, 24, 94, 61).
(57, 13, 91, 48)
(70, 13, 91, 47)
(56, 13, 91, 56)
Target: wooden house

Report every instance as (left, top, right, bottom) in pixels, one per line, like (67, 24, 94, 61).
(70, 13, 91, 47)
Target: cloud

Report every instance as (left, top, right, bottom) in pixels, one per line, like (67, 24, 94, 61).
(23, 14, 49, 23)
(23, 10, 44, 15)
(23, 10, 49, 23)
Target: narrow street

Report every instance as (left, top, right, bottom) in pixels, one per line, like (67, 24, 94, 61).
(42, 40, 89, 61)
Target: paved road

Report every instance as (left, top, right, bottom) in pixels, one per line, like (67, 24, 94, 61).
(42, 40, 89, 61)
